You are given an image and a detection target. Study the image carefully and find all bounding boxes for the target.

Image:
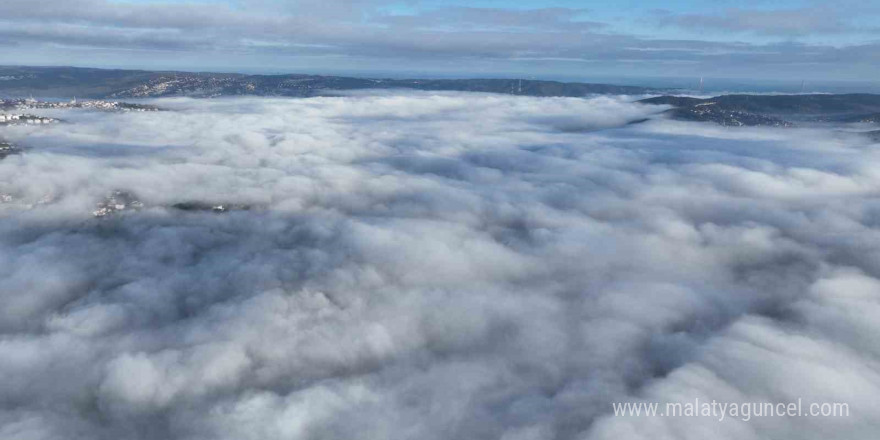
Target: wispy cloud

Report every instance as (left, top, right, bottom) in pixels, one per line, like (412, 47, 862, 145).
(0, 0, 879, 78)
(657, 7, 861, 36)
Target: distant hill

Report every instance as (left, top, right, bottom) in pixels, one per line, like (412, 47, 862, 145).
(642, 94, 880, 115)
(640, 94, 880, 126)
(0, 66, 656, 99)
(838, 113, 880, 123)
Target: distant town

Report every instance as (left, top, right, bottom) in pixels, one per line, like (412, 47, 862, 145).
(2, 97, 159, 112)
(0, 113, 56, 125)
(0, 97, 160, 127)
(0, 98, 162, 161)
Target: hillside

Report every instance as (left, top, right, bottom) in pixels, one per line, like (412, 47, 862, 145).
(0, 66, 656, 99)
(640, 94, 880, 126)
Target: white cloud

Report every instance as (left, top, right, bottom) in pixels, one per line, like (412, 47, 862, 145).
(3, 0, 880, 79)
(1, 92, 880, 439)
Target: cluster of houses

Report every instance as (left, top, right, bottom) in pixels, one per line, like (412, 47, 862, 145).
(0, 97, 160, 127)
(0, 114, 57, 125)
(93, 191, 145, 217)
(0, 139, 18, 159)
(2, 97, 159, 112)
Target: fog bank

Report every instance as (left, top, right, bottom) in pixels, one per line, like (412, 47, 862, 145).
(1, 93, 879, 439)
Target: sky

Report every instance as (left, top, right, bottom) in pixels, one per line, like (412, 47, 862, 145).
(0, 0, 879, 85)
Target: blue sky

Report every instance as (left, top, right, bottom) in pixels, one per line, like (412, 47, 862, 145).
(1, 0, 878, 82)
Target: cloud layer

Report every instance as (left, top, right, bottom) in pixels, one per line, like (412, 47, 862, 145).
(2, 93, 880, 439)
(1, 0, 880, 79)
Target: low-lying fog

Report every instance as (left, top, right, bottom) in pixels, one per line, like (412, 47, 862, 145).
(1, 92, 879, 439)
